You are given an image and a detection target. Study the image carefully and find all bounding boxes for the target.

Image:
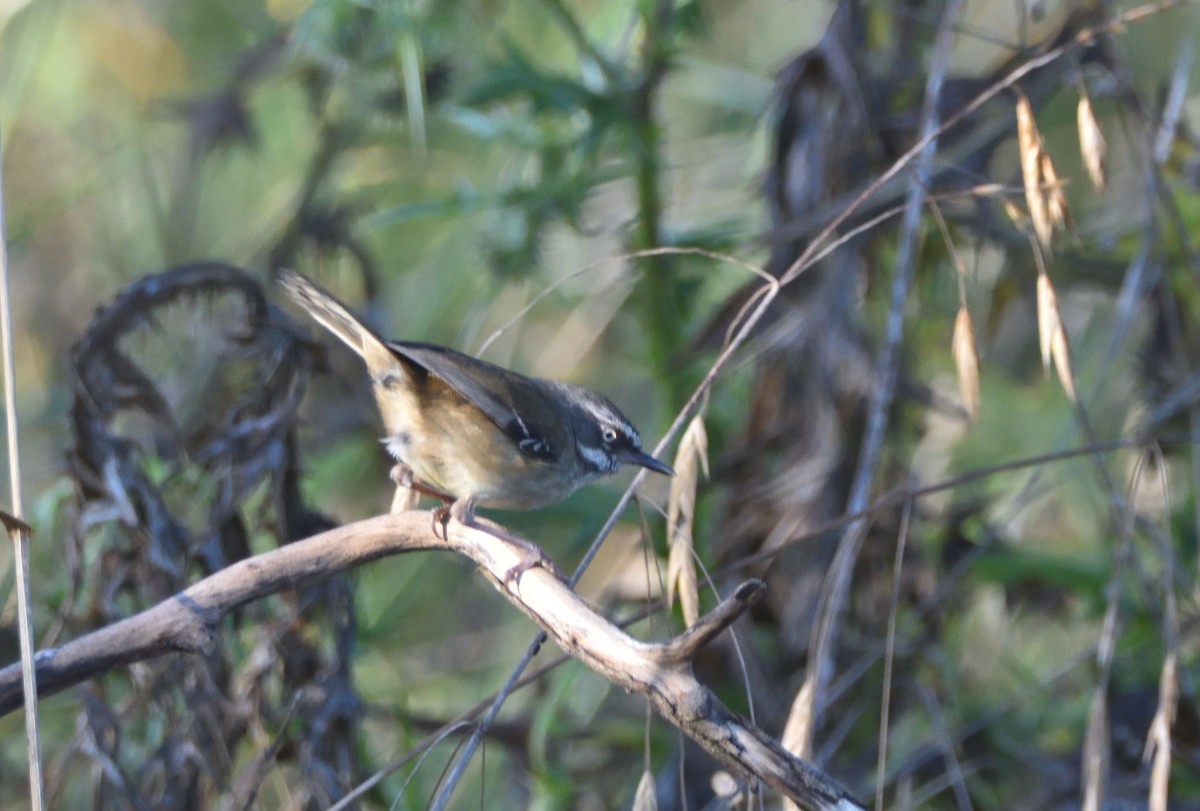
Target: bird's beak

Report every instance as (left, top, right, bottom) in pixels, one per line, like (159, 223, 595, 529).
(617, 448, 675, 477)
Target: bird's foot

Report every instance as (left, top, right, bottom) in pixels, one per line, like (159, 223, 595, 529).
(448, 497, 562, 583)
(431, 505, 451, 539)
(501, 548, 561, 589)
(484, 526, 564, 584)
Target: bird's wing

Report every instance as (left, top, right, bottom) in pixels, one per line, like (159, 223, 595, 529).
(390, 341, 559, 462)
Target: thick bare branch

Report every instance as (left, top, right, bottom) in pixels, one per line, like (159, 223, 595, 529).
(0, 513, 862, 811)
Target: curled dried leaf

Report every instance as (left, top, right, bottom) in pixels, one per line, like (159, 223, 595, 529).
(667, 415, 708, 626)
(1017, 93, 1052, 249)
(1078, 95, 1106, 190)
(953, 306, 980, 421)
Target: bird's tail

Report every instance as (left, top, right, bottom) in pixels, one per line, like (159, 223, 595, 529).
(276, 269, 400, 376)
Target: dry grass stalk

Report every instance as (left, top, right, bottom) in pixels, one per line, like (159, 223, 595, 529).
(952, 306, 980, 421)
(1016, 93, 1052, 249)
(1082, 689, 1109, 811)
(632, 768, 658, 811)
(1036, 272, 1077, 401)
(1077, 94, 1106, 189)
(1144, 650, 1177, 811)
(0, 132, 44, 810)
(667, 414, 708, 626)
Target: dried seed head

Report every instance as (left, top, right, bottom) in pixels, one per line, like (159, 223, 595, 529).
(1017, 94, 1053, 249)
(1078, 95, 1107, 190)
(667, 415, 708, 626)
(1036, 272, 1077, 402)
(953, 306, 981, 421)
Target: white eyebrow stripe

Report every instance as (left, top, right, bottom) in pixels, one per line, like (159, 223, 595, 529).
(580, 400, 612, 424)
(579, 399, 636, 439)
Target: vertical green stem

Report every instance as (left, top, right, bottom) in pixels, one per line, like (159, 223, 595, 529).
(630, 0, 685, 406)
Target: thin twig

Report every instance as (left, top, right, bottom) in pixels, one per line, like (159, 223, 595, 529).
(336, 597, 678, 808)
(1145, 444, 1177, 811)
(328, 3, 1185, 803)
(776, 0, 1184, 290)
(1084, 448, 1152, 810)
(434, 246, 781, 809)
(425, 628, 546, 811)
(875, 499, 911, 811)
(0, 128, 44, 809)
(916, 685, 974, 811)
(231, 694, 302, 811)
(388, 721, 473, 811)
(329, 655, 571, 810)
(806, 0, 963, 749)
(720, 435, 1190, 581)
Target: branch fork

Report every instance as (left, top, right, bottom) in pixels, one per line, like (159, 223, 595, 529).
(0, 512, 861, 811)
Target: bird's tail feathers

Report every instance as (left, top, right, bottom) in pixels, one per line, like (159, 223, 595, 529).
(276, 269, 400, 375)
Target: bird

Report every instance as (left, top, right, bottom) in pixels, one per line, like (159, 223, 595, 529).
(277, 269, 674, 536)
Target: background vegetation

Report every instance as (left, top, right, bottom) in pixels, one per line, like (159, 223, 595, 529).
(0, 0, 1198, 808)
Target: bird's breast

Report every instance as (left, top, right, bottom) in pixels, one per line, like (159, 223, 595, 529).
(379, 379, 584, 511)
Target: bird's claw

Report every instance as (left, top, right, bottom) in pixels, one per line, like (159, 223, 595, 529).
(503, 548, 560, 589)
(431, 505, 451, 539)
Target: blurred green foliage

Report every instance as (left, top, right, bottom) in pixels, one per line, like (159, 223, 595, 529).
(0, 0, 792, 807)
(0, 0, 1198, 809)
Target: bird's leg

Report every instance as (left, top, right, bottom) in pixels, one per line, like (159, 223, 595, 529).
(448, 493, 477, 527)
(390, 464, 454, 504)
(389, 464, 419, 514)
(390, 464, 456, 536)
(389, 476, 557, 582)
(448, 495, 562, 582)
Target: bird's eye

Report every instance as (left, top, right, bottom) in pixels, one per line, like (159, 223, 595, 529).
(602, 427, 618, 443)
